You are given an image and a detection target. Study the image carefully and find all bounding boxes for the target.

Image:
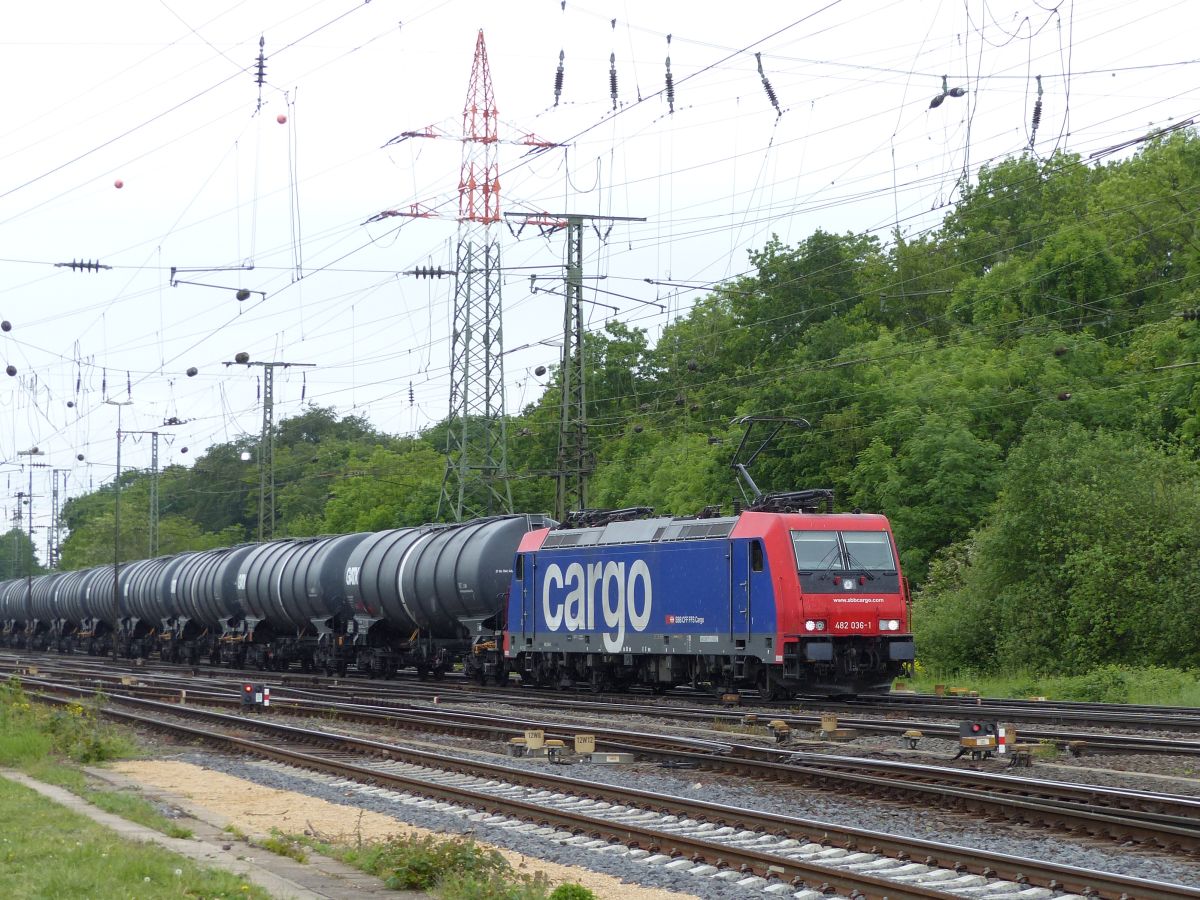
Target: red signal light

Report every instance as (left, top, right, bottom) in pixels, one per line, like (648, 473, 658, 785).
(971, 723, 981, 733)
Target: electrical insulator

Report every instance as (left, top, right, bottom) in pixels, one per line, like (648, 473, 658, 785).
(186, 367, 198, 377)
(0, 321, 10, 331)
(235, 351, 250, 364)
(236, 289, 251, 301)
(535, 365, 547, 377)
(609, 52, 618, 110)
(755, 53, 781, 118)
(1029, 75, 1044, 149)
(554, 50, 565, 107)
(5, 365, 15, 377)
(254, 36, 267, 86)
(665, 56, 675, 114)
(76, 453, 85, 461)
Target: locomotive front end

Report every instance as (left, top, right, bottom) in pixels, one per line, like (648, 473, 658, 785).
(780, 512, 913, 694)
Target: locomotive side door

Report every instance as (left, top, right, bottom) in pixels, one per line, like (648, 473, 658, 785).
(730, 539, 750, 646)
(519, 553, 534, 642)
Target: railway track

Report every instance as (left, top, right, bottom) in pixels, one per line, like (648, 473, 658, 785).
(6, 652, 1199, 757)
(4, 652, 1195, 758)
(23, 673, 1200, 857)
(813, 694, 1200, 734)
(25, 683, 1200, 900)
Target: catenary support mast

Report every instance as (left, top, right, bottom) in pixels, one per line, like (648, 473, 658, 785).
(438, 30, 512, 522)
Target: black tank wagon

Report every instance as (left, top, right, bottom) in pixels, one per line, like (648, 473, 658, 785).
(0, 514, 551, 680)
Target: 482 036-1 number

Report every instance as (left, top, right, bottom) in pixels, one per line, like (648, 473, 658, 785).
(832, 620, 869, 631)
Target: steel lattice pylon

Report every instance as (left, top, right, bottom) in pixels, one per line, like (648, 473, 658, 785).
(439, 30, 511, 521)
(556, 218, 588, 519)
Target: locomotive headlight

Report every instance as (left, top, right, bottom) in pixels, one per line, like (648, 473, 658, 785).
(878, 619, 900, 631)
(816, 620, 826, 631)
(805, 620, 816, 632)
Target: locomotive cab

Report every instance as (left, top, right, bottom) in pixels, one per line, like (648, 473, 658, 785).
(778, 514, 913, 693)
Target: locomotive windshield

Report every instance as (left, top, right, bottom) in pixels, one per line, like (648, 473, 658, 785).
(791, 530, 896, 572)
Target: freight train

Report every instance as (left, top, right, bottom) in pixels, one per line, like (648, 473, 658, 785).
(0, 496, 912, 697)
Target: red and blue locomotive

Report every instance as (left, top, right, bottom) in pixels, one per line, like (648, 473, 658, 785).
(504, 488, 913, 697)
(502, 417, 913, 697)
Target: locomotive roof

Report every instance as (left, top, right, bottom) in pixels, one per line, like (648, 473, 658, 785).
(524, 509, 891, 552)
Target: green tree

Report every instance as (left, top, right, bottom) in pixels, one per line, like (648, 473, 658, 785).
(916, 422, 1200, 673)
(0, 527, 43, 578)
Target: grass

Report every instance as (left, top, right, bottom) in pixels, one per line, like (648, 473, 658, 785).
(297, 831, 596, 899)
(901, 664, 1200, 705)
(2, 675, 596, 898)
(0, 775, 271, 900)
(0, 676, 193, 837)
(257, 829, 308, 862)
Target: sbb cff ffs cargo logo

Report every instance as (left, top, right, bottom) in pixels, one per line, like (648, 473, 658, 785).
(542, 559, 652, 653)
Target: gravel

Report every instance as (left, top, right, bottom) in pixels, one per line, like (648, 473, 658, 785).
(174, 731, 1200, 897)
(177, 751, 755, 899)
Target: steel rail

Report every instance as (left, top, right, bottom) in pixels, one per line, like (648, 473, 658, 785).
(29, 688, 1200, 900)
(21, 673, 1200, 854)
(5, 652, 1200, 755)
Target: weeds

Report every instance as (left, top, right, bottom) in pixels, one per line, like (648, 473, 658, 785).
(258, 829, 308, 862)
(903, 665, 1200, 705)
(0, 676, 136, 764)
(299, 830, 595, 899)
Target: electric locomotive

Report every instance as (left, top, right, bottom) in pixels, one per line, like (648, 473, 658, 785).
(503, 491, 912, 697)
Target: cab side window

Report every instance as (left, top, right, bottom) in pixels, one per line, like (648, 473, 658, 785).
(750, 540, 764, 572)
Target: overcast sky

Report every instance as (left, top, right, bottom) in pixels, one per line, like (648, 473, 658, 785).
(1, 0, 1196, 543)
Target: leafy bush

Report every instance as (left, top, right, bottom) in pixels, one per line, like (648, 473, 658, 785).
(436, 870, 554, 900)
(347, 833, 510, 891)
(0, 677, 135, 764)
(549, 884, 597, 900)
